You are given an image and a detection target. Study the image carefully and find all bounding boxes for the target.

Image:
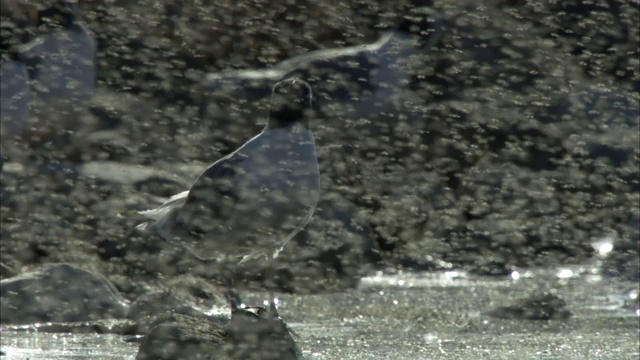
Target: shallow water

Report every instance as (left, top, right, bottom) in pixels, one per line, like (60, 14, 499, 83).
(0, 333, 138, 360)
(1, 266, 638, 360)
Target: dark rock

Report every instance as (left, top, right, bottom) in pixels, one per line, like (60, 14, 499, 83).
(0, 263, 129, 324)
(127, 290, 219, 322)
(136, 313, 226, 360)
(96, 238, 128, 261)
(468, 257, 516, 277)
(225, 304, 302, 360)
(136, 305, 303, 360)
(485, 292, 573, 320)
(119, 276, 230, 335)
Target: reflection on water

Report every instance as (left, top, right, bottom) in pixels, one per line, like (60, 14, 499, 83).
(1, 267, 638, 360)
(1, 333, 138, 360)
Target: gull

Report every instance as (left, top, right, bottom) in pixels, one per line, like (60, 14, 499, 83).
(131, 78, 320, 264)
(199, 7, 444, 117)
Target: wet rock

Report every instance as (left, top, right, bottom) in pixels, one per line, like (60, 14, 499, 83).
(394, 255, 454, 272)
(468, 257, 516, 277)
(225, 304, 303, 360)
(119, 276, 230, 335)
(136, 312, 225, 360)
(136, 306, 303, 360)
(485, 292, 572, 320)
(127, 290, 219, 322)
(0, 263, 129, 324)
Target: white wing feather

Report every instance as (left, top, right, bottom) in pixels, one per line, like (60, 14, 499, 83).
(118, 190, 189, 232)
(137, 190, 189, 221)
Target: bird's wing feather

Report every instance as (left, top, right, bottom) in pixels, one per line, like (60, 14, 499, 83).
(201, 68, 284, 100)
(277, 42, 378, 70)
(136, 190, 189, 220)
(117, 190, 189, 223)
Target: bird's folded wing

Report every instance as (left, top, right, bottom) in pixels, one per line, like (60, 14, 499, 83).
(117, 190, 189, 221)
(137, 190, 190, 220)
(175, 151, 248, 232)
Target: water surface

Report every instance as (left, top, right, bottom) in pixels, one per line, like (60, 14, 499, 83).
(2, 266, 638, 359)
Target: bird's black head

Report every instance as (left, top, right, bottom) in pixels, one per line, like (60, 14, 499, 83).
(268, 78, 313, 129)
(396, 7, 445, 48)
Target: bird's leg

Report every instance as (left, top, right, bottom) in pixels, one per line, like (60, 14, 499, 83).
(268, 289, 277, 315)
(223, 271, 244, 316)
(266, 271, 301, 338)
(265, 260, 278, 315)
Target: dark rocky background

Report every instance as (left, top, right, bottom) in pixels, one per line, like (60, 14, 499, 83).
(1, 0, 638, 312)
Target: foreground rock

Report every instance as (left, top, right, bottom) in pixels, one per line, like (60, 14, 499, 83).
(485, 292, 572, 320)
(0, 263, 129, 324)
(136, 313, 225, 360)
(225, 304, 302, 360)
(136, 306, 303, 360)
